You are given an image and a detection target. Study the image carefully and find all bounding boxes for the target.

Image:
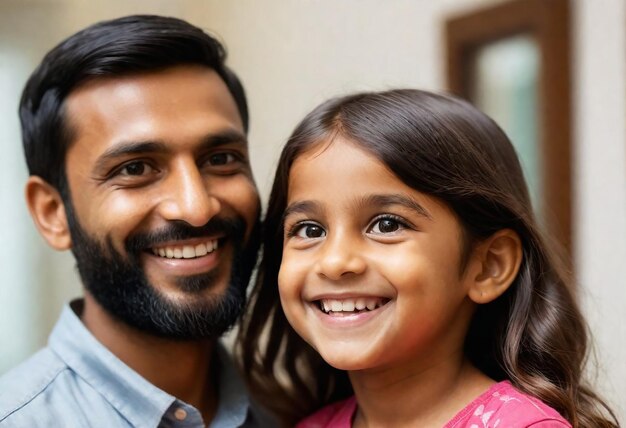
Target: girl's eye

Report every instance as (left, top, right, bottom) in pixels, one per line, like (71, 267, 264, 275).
(368, 216, 405, 234)
(294, 223, 326, 239)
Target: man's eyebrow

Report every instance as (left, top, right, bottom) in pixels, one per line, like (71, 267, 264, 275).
(282, 200, 324, 223)
(94, 129, 248, 171)
(360, 193, 433, 220)
(94, 141, 167, 171)
(198, 129, 248, 149)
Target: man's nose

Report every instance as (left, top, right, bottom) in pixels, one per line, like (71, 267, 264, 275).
(314, 232, 367, 281)
(157, 160, 220, 227)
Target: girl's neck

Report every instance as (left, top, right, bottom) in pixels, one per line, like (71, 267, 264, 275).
(349, 354, 494, 427)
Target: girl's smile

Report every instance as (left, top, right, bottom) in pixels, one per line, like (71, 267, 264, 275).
(308, 294, 392, 328)
(278, 137, 478, 372)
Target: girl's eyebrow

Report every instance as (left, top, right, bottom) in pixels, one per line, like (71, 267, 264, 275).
(282, 200, 323, 222)
(360, 194, 433, 220)
(282, 194, 432, 222)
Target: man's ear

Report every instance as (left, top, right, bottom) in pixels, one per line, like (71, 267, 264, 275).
(467, 229, 522, 304)
(25, 176, 72, 250)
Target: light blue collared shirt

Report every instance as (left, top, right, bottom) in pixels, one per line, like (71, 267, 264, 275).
(0, 301, 272, 428)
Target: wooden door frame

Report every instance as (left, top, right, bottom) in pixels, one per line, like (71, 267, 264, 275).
(446, 0, 572, 257)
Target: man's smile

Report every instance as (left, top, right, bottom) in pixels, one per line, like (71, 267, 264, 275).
(151, 238, 219, 259)
(142, 236, 229, 279)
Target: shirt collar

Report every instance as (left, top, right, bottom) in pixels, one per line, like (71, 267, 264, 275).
(48, 300, 256, 427)
(48, 300, 176, 427)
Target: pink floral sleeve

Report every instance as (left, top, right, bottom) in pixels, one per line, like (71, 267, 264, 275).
(296, 381, 571, 428)
(445, 381, 571, 428)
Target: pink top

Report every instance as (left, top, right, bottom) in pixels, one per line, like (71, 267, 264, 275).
(296, 381, 571, 428)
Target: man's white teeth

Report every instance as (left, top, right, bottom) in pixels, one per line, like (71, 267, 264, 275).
(194, 243, 208, 256)
(151, 240, 218, 259)
(319, 297, 387, 313)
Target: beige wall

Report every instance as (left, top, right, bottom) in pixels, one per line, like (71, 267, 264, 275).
(199, 0, 507, 200)
(573, 0, 626, 420)
(1, 0, 623, 421)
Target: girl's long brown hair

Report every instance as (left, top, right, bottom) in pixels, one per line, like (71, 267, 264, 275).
(236, 90, 618, 427)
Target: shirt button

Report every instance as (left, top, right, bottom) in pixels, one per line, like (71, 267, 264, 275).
(174, 408, 188, 421)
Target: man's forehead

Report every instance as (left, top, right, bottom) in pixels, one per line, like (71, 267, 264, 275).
(65, 65, 230, 109)
(62, 65, 244, 155)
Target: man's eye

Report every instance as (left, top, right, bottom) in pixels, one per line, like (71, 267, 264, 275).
(294, 223, 326, 239)
(118, 161, 153, 176)
(368, 217, 405, 234)
(208, 152, 236, 166)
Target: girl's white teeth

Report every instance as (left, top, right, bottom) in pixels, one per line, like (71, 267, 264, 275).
(319, 297, 387, 313)
(151, 240, 218, 259)
(342, 300, 355, 311)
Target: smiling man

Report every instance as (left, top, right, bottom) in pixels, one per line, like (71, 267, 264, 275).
(0, 15, 270, 427)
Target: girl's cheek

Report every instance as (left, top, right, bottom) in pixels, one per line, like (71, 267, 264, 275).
(277, 263, 297, 298)
(277, 261, 287, 287)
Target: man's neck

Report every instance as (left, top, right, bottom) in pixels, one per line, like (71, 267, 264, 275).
(80, 295, 218, 423)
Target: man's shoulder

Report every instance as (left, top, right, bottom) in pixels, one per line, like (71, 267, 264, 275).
(0, 347, 112, 428)
(0, 348, 68, 419)
(0, 347, 126, 427)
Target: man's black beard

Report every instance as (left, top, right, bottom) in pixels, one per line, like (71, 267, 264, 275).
(65, 201, 260, 340)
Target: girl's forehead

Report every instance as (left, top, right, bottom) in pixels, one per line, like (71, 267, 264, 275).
(290, 137, 380, 177)
(286, 136, 456, 214)
(287, 138, 408, 200)
(292, 135, 375, 169)
(296, 136, 351, 159)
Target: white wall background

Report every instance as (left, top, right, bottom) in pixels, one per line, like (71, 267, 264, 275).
(1, 0, 623, 422)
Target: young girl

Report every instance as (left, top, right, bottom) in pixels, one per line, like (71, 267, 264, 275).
(237, 90, 618, 427)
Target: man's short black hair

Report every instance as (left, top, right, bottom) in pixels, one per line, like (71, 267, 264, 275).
(19, 14, 248, 195)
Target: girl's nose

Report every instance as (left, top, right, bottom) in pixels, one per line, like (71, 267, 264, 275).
(157, 160, 221, 227)
(315, 234, 367, 281)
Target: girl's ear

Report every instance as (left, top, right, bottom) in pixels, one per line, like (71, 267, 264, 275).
(467, 229, 522, 304)
(25, 176, 72, 250)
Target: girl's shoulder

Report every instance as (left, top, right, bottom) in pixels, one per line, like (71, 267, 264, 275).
(445, 381, 572, 428)
(295, 396, 356, 428)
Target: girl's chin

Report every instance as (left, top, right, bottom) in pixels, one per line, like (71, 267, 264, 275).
(316, 350, 377, 372)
